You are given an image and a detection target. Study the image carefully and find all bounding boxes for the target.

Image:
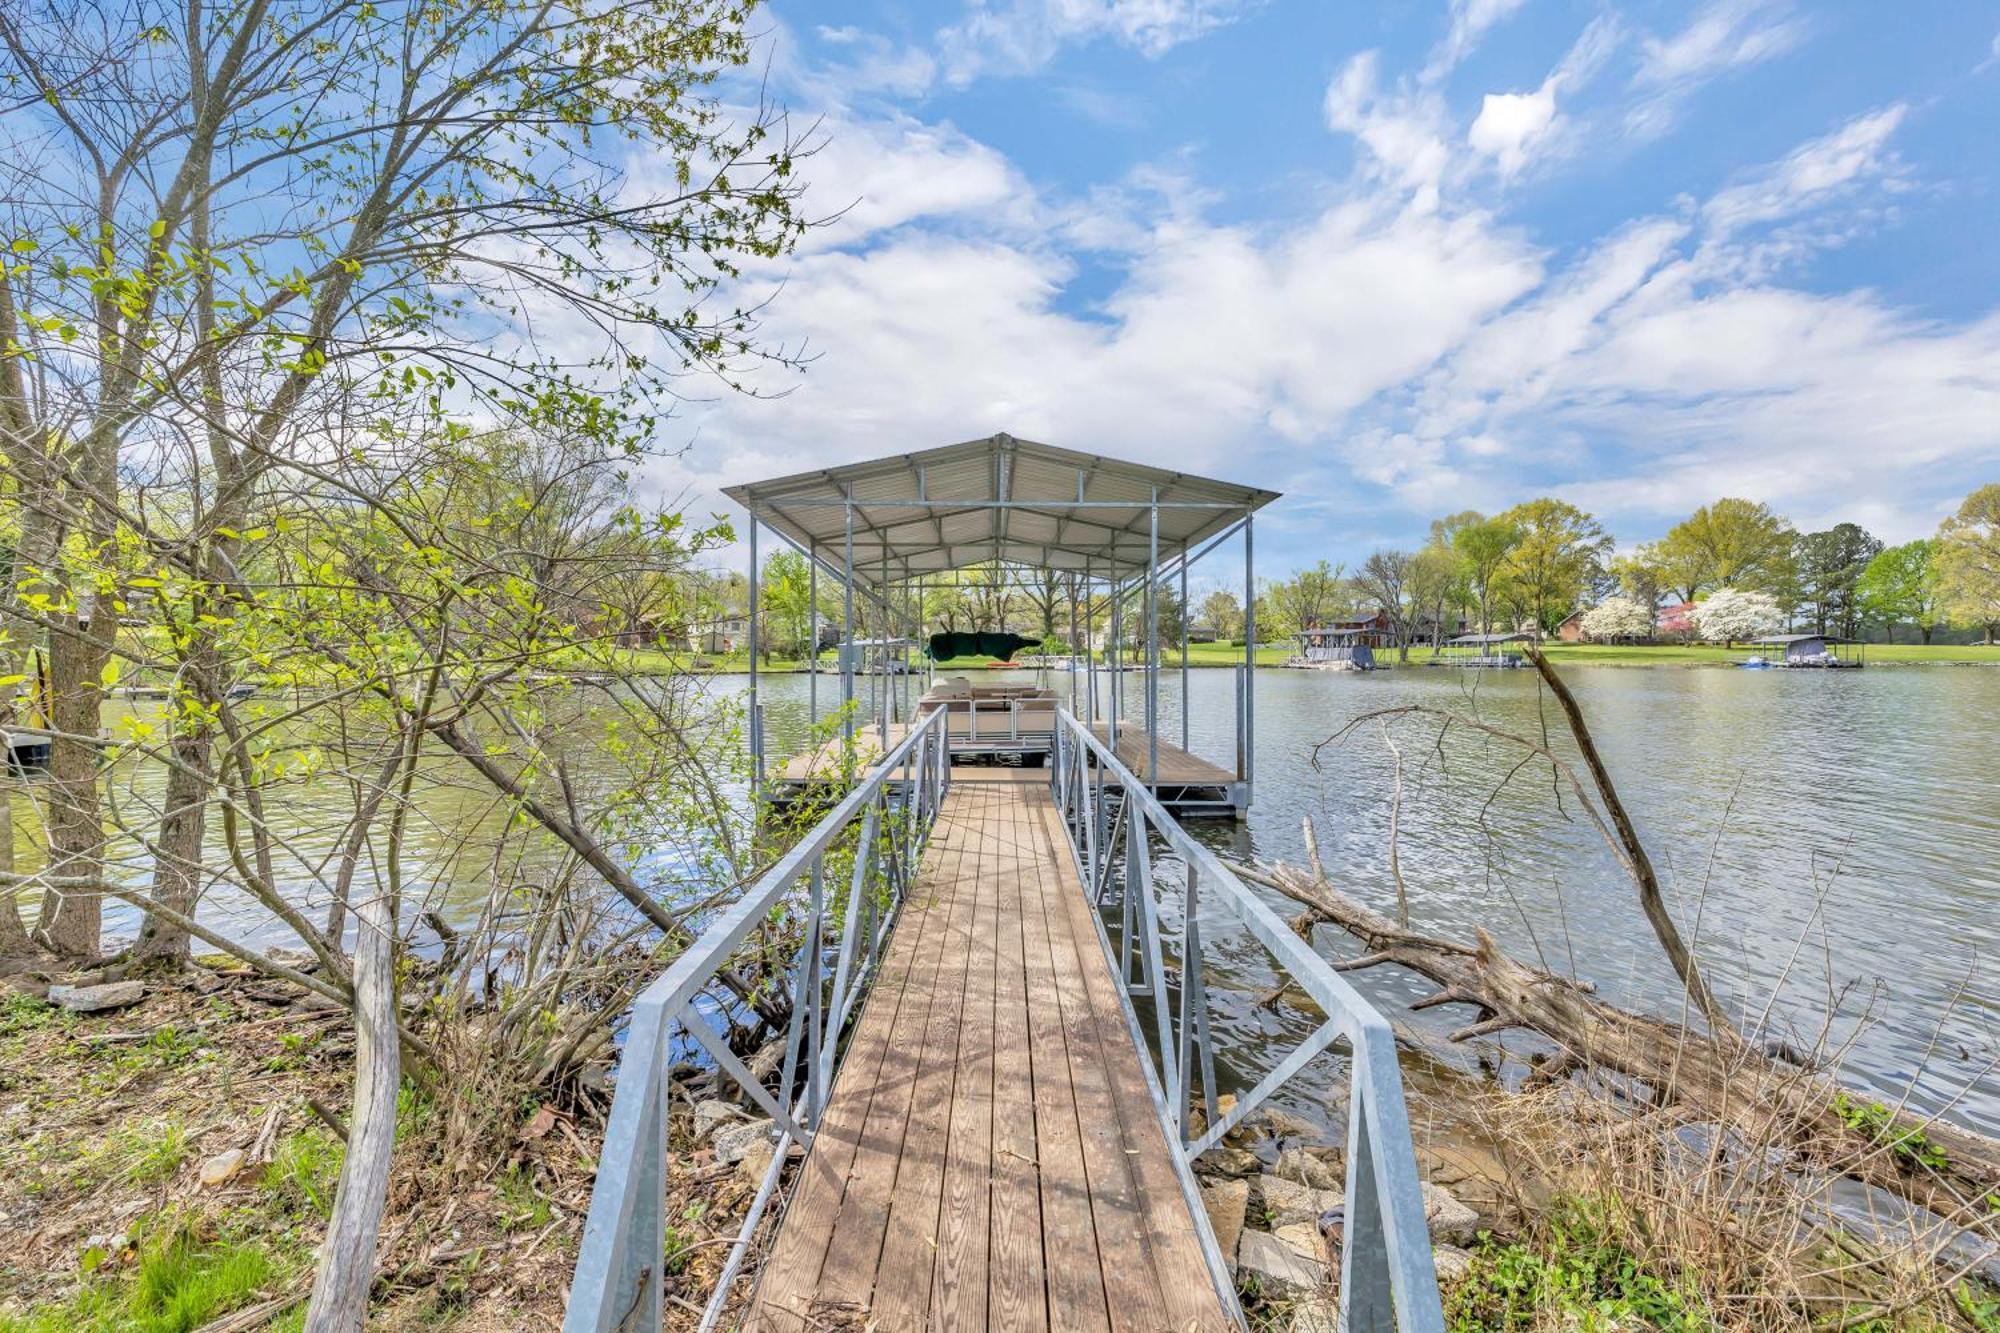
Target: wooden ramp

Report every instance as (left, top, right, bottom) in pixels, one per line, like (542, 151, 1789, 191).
(745, 782, 1232, 1333)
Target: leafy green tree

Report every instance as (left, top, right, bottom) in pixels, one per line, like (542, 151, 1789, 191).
(1198, 588, 1243, 640)
(1012, 568, 1076, 644)
(1267, 561, 1351, 635)
(759, 552, 814, 659)
(1352, 550, 1415, 661)
(1654, 499, 1796, 603)
(1796, 524, 1883, 638)
(1495, 499, 1611, 634)
(1857, 540, 1942, 644)
(1407, 541, 1467, 647)
(0, 0, 810, 963)
(1452, 516, 1521, 634)
(922, 574, 972, 634)
(1123, 579, 1186, 648)
(961, 563, 1014, 632)
(0, 2, 818, 1318)
(1610, 549, 1666, 614)
(1937, 483, 2000, 644)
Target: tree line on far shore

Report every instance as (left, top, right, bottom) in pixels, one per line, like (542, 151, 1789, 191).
(1241, 483, 2000, 649)
(723, 483, 2000, 659)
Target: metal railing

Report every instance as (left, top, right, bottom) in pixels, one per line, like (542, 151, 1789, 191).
(564, 707, 951, 1333)
(1051, 709, 1446, 1332)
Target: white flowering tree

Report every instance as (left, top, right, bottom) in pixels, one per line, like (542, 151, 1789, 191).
(1690, 588, 1785, 646)
(1580, 596, 1656, 642)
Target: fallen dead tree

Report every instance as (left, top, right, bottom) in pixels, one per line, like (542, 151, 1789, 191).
(1233, 836, 2000, 1249)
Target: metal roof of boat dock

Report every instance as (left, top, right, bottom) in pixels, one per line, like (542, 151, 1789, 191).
(721, 432, 1279, 586)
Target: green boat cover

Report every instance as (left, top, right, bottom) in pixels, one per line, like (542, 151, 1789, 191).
(926, 631, 1043, 662)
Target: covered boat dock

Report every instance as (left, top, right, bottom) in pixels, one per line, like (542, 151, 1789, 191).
(563, 434, 1447, 1333)
(1432, 631, 1534, 668)
(724, 433, 1279, 817)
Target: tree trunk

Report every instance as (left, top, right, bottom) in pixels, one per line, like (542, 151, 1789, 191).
(0, 787, 31, 955)
(1526, 649, 1728, 1030)
(301, 874, 398, 1331)
(38, 624, 111, 956)
(136, 721, 213, 963)
(1234, 857, 2000, 1229)
(303, 729, 410, 1330)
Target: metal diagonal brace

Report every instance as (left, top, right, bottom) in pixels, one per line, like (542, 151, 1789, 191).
(682, 1011, 811, 1147)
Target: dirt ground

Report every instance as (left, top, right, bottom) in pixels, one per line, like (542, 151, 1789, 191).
(0, 962, 598, 1330)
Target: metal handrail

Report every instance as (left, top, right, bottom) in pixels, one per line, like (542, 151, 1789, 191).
(564, 706, 951, 1333)
(1051, 708, 1445, 1332)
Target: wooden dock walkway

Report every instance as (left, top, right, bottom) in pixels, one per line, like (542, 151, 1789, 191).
(745, 781, 1231, 1333)
(773, 720, 1236, 790)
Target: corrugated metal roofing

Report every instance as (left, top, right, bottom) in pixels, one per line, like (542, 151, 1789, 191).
(721, 432, 1278, 585)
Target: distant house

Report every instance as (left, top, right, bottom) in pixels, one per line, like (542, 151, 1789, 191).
(1186, 623, 1219, 644)
(688, 616, 748, 654)
(1554, 610, 1588, 642)
(1318, 610, 1394, 648)
(1408, 612, 1469, 645)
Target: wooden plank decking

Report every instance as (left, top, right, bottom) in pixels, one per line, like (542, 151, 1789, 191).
(772, 721, 1237, 789)
(745, 782, 1232, 1333)
(1084, 723, 1236, 787)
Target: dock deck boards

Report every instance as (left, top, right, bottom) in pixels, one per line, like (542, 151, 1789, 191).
(772, 720, 1237, 789)
(745, 782, 1232, 1333)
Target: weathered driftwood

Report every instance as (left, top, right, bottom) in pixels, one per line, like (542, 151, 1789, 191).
(1232, 854, 2000, 1238)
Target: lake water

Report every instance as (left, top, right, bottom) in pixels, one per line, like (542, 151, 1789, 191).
(18, 661, 1997, 1133)
(744, 662, 2000, 1134)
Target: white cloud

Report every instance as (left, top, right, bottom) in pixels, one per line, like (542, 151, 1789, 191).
(1552, 294, 2000, 541)
(1628, 0, 1806, 138)
(937, 0, 1256, 85)
(1635, 0, 1804, 87)
(1464, 12, 1622, 179)
(1324, 53, 1456, 212)
(1405, 111, 1995, 545)
(1469, 84, 1558, 177)
(795, 114, 1036, 250)
(1702, 104, 1907, 237)
(658, 181, 1540, 524)
(1399, 13, 1622, 190)
(1426, 0, 1531, 82)
(630, 23, 1991, 571)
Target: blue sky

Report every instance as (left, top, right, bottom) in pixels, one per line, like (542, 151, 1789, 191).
(662, 0, 2000, 577)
